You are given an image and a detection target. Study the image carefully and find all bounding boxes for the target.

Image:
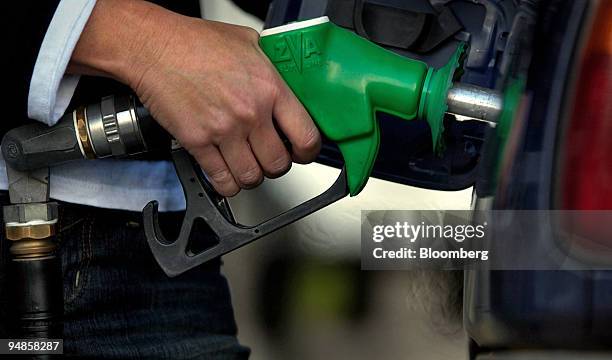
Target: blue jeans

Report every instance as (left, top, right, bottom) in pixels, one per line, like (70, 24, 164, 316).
(0, 195, 250, 359)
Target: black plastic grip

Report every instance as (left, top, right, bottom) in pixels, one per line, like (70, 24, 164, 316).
(1, 112, 84, 171)
(134, 103, 171, 153)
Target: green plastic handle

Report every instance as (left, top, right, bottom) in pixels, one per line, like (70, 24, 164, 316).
(260, 17, 464, 196)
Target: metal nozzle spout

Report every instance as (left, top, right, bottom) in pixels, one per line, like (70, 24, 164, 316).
(446, 84, 503, 123)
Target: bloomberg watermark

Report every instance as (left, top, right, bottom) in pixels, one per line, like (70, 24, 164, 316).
(372, 221, 489, 261)
(361, 210, 612, 270)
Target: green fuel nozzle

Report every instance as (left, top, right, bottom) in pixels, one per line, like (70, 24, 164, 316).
(260, 16, 500, 196)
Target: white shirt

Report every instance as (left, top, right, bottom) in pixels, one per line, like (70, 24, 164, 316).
(0, 0, 186, 211)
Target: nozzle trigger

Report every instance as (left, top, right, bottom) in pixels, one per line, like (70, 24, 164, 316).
(142, 147, 348, 277)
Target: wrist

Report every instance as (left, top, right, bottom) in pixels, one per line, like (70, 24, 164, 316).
(68, 0, 179, 87)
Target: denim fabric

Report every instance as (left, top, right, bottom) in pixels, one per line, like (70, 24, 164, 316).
(0, 193, 250, 359)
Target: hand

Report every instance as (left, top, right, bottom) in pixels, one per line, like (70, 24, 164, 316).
(69, 0, 321, 196)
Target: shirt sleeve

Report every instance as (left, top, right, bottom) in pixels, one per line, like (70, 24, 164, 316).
(27, 0, 97, 126)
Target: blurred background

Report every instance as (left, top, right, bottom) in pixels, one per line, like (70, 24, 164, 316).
(201, 1, 471, 359)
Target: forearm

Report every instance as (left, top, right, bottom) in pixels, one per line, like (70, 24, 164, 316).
(67, 0, 179, 87)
